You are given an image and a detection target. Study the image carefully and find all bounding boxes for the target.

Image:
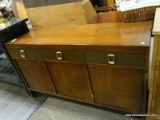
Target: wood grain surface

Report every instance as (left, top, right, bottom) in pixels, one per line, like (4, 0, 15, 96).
(15, 59, 56, 94)
(5, 21, 152, 47)
(45, 61, 93, 102)
(147, 8, 160, 120)
(82, 0, 97, 24)
(88, 64, 145, 113)
(26, 2, 87, 27)
(97, 11, 122, 23)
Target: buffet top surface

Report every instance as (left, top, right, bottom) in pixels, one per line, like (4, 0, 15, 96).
(6, 21, 152, 47)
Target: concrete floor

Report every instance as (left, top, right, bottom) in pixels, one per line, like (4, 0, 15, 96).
(0, 81, 144, 120)
(29, 97, 141, 120)
(0, 82, 45, 120)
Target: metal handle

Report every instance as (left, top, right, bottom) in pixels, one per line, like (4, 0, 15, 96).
(56, 51, 62, 60)
(20, 50, 25, 58)
(108, 54, 115, 65)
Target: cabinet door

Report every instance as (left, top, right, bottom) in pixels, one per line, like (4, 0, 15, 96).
(88, 64, 145, 113)
(45, 61, 93, 102)
(15, 59, 55, 94)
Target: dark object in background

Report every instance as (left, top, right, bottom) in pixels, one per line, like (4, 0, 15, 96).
(0, 7, 6, 13)
(0, 18, 29, 86)
(90, 0, 107, 7)
(22, 0, 107, 9)
(0, 7, 15, 20)
(22, 0, 79, 8)
(99, 0, 107, 7)
(95, 6, 117, 12)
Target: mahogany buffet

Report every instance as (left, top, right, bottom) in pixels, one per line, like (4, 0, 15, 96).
(5, 21, 152, 114)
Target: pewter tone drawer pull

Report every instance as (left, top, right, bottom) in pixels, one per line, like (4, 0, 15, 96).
(108, 54, 115, 64)
(56, 51, 62, 60)
(20, 50, 25, 58)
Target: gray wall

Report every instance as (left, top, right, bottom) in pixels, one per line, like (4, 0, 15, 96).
(22, 0, 80, 8)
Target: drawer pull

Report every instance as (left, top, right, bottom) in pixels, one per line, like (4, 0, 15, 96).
(108, 54, 115, 64)
(20, 50, 25, 58)
(56, 51, 62, 60)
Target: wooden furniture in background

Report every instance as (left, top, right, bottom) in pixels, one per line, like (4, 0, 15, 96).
(147, 8, 160, 120)
(5, 21, 152, 114)
(12, 0, 97, 27)
(97, 11, 122, 23)
(15, 1, 28, 18)
(107, 0, 115, 6)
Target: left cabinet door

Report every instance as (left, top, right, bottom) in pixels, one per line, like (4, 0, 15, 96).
(14, 59, 56, 94)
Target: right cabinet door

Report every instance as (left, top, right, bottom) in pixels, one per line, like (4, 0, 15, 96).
(88, 64, 145, 113)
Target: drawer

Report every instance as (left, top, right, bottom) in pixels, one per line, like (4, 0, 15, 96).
(85, 51, 145, 67)
(8, 49, 41, 59)
(41, 50, 84, 62)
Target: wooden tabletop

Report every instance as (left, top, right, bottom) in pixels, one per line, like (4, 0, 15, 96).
(6, 21, 152, 47)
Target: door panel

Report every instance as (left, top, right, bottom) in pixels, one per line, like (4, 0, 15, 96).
(45, 61, 93, 102)
(15, 59, 55, 93)
(88, 64, 145, 113)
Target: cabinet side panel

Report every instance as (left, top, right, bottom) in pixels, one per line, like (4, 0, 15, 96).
(154, 60, 160, 114)
(148, 36, 160, 118)
(152, 38, 160, 120)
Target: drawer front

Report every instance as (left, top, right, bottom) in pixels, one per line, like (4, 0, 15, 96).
(41, 50, 84, 62)
(8, 49, 41, 59)
(85, 51, 145, 67)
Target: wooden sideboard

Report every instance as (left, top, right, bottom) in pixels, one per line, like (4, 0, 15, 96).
(5, 21, 152, 114)
(147, 8, 160, 120)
